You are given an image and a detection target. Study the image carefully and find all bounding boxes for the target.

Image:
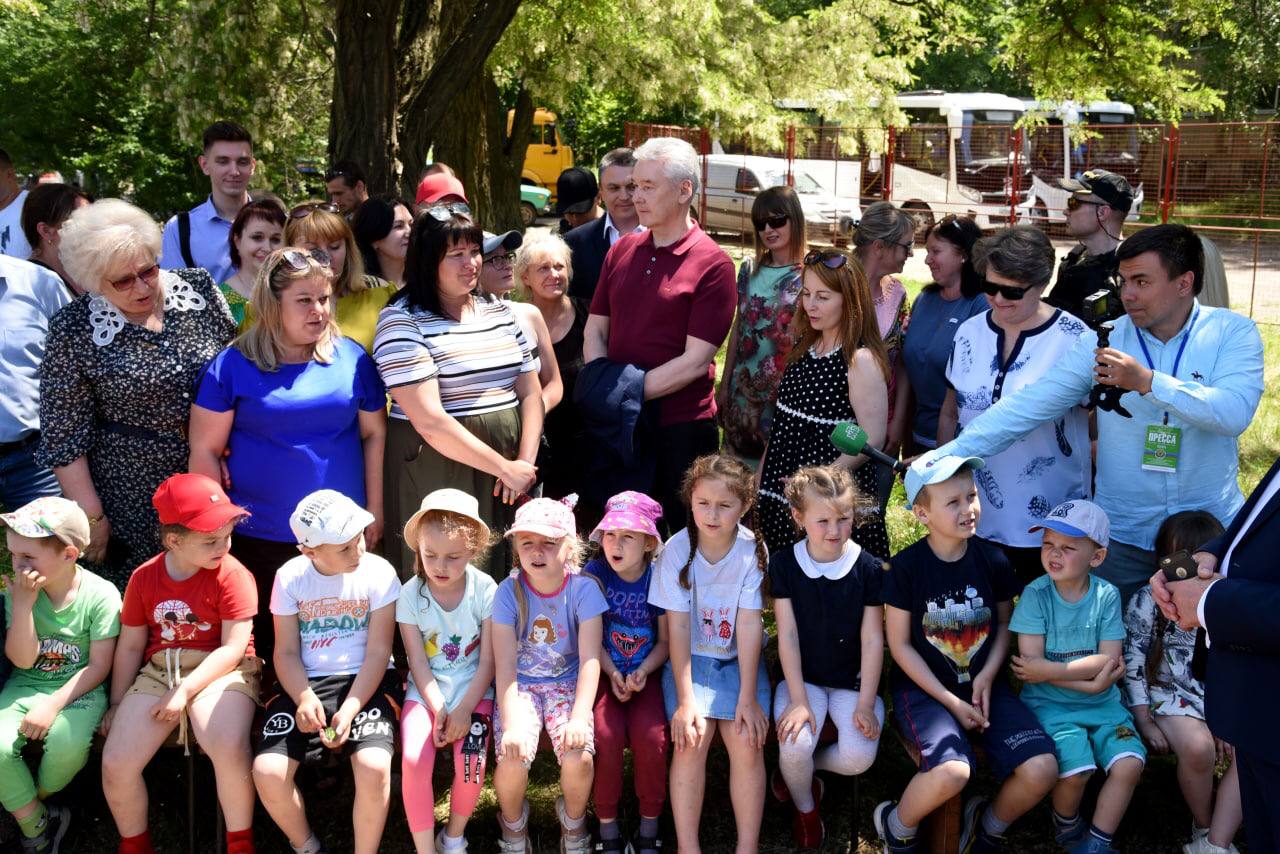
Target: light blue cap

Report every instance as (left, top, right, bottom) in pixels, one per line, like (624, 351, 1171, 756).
(1029, 499, 1110, 547)
(905, 454, 985, 505)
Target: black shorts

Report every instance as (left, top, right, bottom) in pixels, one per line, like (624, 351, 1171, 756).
(256, 671, 402, 763)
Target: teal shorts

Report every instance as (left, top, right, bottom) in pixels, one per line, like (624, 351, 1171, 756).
(1025, 697, 1147, 778)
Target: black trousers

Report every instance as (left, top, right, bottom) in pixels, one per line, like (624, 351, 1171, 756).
(231, 532, 302, 670)
(1238, 750, 1280, 854)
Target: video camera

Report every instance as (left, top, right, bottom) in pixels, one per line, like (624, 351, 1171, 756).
(1083, 281, 1133, 418)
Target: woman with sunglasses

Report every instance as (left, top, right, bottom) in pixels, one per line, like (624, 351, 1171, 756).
(270, 201, 395, 352)
(716, 185, 806, 464)
(352, 195, 415, 289)
(35, 199, 238, 589)
(188, 247, 387, 660)
(221, 198, 286, 326)
(373, 206, 541, 579)
(757, 250, 893, 559)
(936, 226, 1091, 583)
(902, 214, 987, 454)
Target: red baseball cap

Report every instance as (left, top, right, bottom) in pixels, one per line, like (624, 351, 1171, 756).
(152, 473, 249, 532)
(415, 173, 468, 206)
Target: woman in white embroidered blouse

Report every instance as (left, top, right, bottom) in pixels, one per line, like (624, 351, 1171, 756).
(35, 199, 237, 589)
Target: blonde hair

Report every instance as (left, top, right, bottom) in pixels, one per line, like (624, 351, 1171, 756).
(784, 464, 876, 533)
(677, 454, 768, 593)
(409, 510, 494, 583)
(508, 529, 596, 637)
(513, 228, 573, 293)
(284, 204, 368, 297)
(233, 248, 339, 371)
(790, 256, 891, 384)
(59, 199, 163, 294)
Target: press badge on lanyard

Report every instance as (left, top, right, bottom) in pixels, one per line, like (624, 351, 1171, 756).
(1137, 311, 1196, 474)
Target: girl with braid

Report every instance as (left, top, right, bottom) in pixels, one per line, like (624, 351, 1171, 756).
(647, 454, 771, 852)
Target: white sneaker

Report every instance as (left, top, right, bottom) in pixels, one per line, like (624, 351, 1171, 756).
(433, 828, 467, 854)
(1183, 835, 1240, 854)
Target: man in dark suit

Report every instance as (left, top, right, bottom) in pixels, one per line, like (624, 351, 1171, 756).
(1153, 456, 1280, 853)
(565, 148, 643, 302)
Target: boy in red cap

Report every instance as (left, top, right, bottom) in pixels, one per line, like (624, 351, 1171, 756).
(100, 473, 260, 854)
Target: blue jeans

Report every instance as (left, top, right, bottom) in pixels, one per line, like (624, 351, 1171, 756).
(0, 434, 60, 512)
(1095, 539, 1157, 608)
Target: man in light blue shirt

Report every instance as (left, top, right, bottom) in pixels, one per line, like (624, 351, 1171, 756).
(159, 120, 256, 283)
(930, 224, 1264, 604)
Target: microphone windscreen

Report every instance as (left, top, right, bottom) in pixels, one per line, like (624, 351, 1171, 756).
(830, 421, 868, 455)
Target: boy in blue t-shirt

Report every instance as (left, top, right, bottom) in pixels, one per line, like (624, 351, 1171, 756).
(1010, 500, 1146, 854)
(877, 456, 1058, 854)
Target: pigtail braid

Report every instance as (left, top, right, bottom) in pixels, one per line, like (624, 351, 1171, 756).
(679, 523, 698, 590)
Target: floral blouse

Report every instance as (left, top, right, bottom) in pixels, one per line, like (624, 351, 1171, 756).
(1122, 585, 1205, 719)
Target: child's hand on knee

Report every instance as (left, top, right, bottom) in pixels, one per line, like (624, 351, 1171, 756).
(671, 704, 704, 751)
(325, 698, 361, 748)
(151, 686, 189, 723)
(19, 697, 59, 741)
(735, 697, 768, 750)
(99, 704, 117, 737)
(1134, 713, 1168, 753)
(563, 715, 592, 751)
(776, 700, 814, 744)
(295, 687, 327, 734)
(501, 727, 532, 764)
(854, 704, 880, 740)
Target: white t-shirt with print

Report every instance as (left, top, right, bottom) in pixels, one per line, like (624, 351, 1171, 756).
(946, 309, 1092, 547)
(648, 525, 764, 661)
(396, 565, 497, 710)
(270, 552, 401, 677)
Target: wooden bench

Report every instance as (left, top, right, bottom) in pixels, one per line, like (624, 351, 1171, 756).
(891, 727, 966, 854)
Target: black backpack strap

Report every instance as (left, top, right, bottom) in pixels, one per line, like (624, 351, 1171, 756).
(177, 210, 196, 269)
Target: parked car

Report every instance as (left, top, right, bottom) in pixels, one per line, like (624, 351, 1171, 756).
(520, 184, 552, 227)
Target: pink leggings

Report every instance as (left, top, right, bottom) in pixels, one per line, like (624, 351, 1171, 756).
(400, 698, 494, 833)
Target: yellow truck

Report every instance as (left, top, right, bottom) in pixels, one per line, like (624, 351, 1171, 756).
(510, 108, 574, 202)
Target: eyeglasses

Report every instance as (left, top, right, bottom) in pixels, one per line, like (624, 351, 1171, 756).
(803, 250, 848, 269)
(981, 279, 1036, 300)
(752, 212, 789, 232)
(1065, 196, 1105, 213)
(289, 202, 340, 219)
(106, 263, 160, 292)
(424, 202, 472, 222)
(484, 252, 516, 268)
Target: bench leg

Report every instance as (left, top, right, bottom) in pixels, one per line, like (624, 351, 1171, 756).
(922, 792, 963, 854)
(187, 751, 196, 854)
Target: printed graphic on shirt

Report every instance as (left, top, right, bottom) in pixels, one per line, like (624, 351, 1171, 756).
(33, 637, 83, 675)
(921, 586, 991, 684)
(424, 629, 480, 664)
(297, 596, 371, 647)
(153, 599, 213, 644)
(517, 615, 570, 677)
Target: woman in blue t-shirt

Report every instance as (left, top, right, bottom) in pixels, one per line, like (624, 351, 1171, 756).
(188, 247, 387, 662)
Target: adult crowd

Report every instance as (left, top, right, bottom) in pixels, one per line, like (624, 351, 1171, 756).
(0, 120, 1277, 854)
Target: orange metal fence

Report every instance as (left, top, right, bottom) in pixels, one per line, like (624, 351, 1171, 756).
(624, 120, 1280, 324)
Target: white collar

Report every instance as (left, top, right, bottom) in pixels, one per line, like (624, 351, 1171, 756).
(87, 269, 207, 347)
(793, 539, 861, 580)
(603, 212, 645, 245)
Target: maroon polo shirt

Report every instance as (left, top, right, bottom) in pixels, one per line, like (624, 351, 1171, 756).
(589, 222, 736, 426)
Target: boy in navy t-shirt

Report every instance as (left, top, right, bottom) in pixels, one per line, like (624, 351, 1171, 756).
(875, 456, 1058, 854)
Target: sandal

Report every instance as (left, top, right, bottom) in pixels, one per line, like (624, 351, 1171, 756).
(629, 835, 663, 854)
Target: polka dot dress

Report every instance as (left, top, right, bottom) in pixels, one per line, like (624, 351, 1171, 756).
(758, 345, 891, 559)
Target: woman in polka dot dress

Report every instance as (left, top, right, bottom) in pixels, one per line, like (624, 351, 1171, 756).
(757, 251, 892, 559)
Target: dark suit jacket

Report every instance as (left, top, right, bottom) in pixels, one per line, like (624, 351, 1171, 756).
(565, 216, 610, 303)
(1201, 456, 1280, 761)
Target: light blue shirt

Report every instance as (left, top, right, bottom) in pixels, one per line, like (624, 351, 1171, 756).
(160, 195, 236, 283)
(937, 301, 1264, 550)
(0, 256, 73, 441)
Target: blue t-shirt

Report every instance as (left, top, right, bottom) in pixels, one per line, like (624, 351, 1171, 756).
(194, 336, 386, 541)
(1011, 573, 1126, 709)
(584, 558, 664, 675)
(902, 287, 988, 448)
(492, 572, 609, 685)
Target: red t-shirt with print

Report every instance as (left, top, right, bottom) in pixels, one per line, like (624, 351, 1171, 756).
(121, 553, 258, 660)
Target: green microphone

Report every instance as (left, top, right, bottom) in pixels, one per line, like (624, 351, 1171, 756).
(830, 421, 907, 473)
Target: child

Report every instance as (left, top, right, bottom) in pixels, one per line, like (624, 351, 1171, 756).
(0, 497, 120, 852)
(252, 490, 402, 854)
(101, 474, 259, 854)
(648, 454, 771, 853)
(397, 489, 498, 854)
(585, 491, 669, 854)
(1123, 511, 1241, 854)
(771, 465, 885, 849)
(877, 456, 1058, 854)
(491, 497, 607, 854)
(1010, 499, 1146, 854)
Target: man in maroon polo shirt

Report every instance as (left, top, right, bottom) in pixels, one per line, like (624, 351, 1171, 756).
(584, 136, 737, 528)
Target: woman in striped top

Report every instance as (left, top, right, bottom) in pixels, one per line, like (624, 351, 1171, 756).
(374, 206, 542, 578)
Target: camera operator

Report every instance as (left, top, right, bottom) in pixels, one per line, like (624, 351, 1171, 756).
(927, 224, 1264, 604)
(1045, 169, 1133, 320)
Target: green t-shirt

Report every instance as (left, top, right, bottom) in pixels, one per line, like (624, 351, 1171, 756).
(3, 566, 122, 692)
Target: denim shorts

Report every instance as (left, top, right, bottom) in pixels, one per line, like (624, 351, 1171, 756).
(662, 655, 772, 721)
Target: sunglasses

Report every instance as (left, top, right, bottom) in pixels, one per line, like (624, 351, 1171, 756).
(803, 250, 848, 269)
(753, 212, 789, 232)
(106, 263, 160, 292)
(424, 202, 473, 221)
(981, 279, 1036, 300)
(289, 201, 340, 219)
(484, 252, 517, 267)
(269, 248, 332, 277)
(1065, 196, 1106, 212)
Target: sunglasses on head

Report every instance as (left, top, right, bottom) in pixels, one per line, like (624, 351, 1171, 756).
(803, 250, 848, 269)
(272, 248, 332, 274)
(289, 201, 340, 219)
(424, 202, 473, 222)
(981, 279, 1036, 300)
(106, 263, 160, 292)
(753, 212, 789, 232)
(1065, 196, 1106, 213)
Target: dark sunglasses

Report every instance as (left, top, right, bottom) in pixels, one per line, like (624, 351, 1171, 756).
(803, 250, 848, 269)
(753, 212, 789, 232)
(106, 263, 160, 292)
(1065, 196, 1105, 212)
(289, 201, 340, 219)
(424, 202, 473, 221)
(981, 279, 1036, 300)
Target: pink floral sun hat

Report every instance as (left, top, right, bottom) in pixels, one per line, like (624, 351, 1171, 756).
(589, 491, 663, 543)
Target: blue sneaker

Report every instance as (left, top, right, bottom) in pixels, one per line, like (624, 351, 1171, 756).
(1054, 813, 1087, 850)
(959, 797, 1005, 853)
(1069, 836, 1118, 854)
(872, 801, 918, 854)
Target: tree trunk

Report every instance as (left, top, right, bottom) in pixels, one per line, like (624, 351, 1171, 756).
(329, 0, 402, 194)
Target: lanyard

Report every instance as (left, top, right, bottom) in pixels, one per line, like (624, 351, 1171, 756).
(1136, 309, 1197, 425)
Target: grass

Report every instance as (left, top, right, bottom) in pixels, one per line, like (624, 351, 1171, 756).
(3, 294, 1277, 852)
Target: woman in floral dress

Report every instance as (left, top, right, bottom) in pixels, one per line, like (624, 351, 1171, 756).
(716, 186, 806, 464)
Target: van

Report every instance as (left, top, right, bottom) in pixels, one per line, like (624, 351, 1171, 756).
(511, 108, 575, 202)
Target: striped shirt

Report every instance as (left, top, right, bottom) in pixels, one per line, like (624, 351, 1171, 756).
(373, 298, 535, 419)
